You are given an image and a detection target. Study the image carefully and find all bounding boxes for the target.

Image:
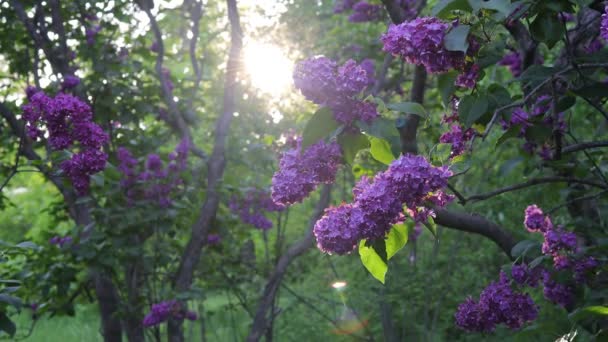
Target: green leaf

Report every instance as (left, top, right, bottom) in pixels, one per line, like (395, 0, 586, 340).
(530, 13, 564, 49)
(573, 83, 608, 99)
(487, 84, 512, 108)
(450, 153, 472, 174)
(569, 306, 608, 323)
(423, 217, 437, 238)
(511, 240, 540, 259)
(359, 240, 388, 284)
(432, 143, 453, 165)
(469, 0, 513, 17)
(357, 118, 400, 143)
(369, 137, 396, 165)
(0, 313, 15, 337)
(15, 241, 38, 250)
(386, 223, 410, 260)
(432, 0, 472, 17)
(91, 172, 105, 187)
(386, 102, 427, 118)
(444, 25, 470, 52)
(524, 125, 553, 143)
(301, 107, 341, 149)
(459, 94, 488, 127)
(437, 71, 458, 107)
(338, 132, 370, 165)
(518, 66, 557, 86)
(556, 96, 576, 112)
(0, 294, 21, 309)
(496, 125, 521, 148)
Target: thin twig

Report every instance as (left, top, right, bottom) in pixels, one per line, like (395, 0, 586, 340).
(466, 176, 608, 202)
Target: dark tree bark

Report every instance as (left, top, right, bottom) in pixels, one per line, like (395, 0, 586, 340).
(167, 0, 243, 341)
(246, 185, 332, 342)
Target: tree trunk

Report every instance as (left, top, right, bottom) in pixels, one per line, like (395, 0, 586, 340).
(247, 185, 331, 342)
(95, 273, 123, 342)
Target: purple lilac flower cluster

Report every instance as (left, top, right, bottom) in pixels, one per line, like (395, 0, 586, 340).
(348, 1, 383, 22)
(229, 188, 284, 230)
(455, 64, 480, 89)
(293, 56, 377, 125)
(381, 17, 477, 73)
(455, 272, 538, 332)
(498, 49, 544, 77)
(116, 139, 190, 207)
(22, 89, 108, 194)
(207, 234, 221, 245)
(334, 0, 416, 22)
(584, 39, 604, 54)
(150, 41, 160, 53)
(85, 14, 101, 46)
(49, 235, 73, 247)
(61, 75, 80, 90)
(142, 300, 197, 327)
(524, 205, 599, 290)
(314, 154, 452, 255)
(601, 6, 608, 41)
(500, 96, 566, 159)
(439, 124, 476, 157)
(457, 205, 602, 331)
(271, 138, 342, 206)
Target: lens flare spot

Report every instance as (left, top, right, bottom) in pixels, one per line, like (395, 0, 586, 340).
(331, 281, 347, 289)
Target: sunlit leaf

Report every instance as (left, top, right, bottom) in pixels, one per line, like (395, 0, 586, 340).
(359, 240, 388, 284)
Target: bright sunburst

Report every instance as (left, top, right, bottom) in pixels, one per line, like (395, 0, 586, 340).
(243, 41, 293, 96)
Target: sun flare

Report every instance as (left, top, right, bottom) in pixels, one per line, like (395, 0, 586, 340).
(243, 41, 294, 96)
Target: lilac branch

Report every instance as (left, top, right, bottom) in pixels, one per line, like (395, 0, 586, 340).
(140, 4, 207, 159)
(168, 1, 242, 340)
(466, 176, 608, 203)
(246, 185, 332, 342)
(562, 140, 608, 154)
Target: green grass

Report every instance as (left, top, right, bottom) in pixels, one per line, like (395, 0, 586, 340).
(13, 304, 102, 342)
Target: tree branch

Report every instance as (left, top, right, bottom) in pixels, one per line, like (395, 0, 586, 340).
(168, 1, 242, 340)
(434, 209, 517, 259)
(562, 140, 608, 154)
(246, 185, 331, 342)
(466, 176, 608, 203)
(140, 4, 207, 160)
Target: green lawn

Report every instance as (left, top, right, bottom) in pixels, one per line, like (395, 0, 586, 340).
(14, 304, 102, 341)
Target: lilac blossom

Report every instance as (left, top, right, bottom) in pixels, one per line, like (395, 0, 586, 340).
(230, 188, 284, 230)
(541, 271, 574, 308)
(62, 75, 80, 90)
(49, 235, 73, 247)
(21, 91, 108, 194)
(524, 205, 551, 233)
(439, 124, 475, 157)
(381, 17, 470, 73)
(313, 204, 364, 255)
(293, 56, 377, 125)
(455, 272, 538, 332)
(511, 264, 542, 287)
(314, 154, 452, 254)
(333, 0, 357, 13)
(455, 64, 480, 89)
(348, 1, 383, 23)
(498, 51, 522, 77)
(207, 234, 221, 246)
(142, 300, 197, 327)
(601, 6, 608, 41)
(117, 139, 190, 207)
(271, 139, 342, 206)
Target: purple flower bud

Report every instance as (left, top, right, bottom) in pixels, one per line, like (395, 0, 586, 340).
(62, 75, 81, 90)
